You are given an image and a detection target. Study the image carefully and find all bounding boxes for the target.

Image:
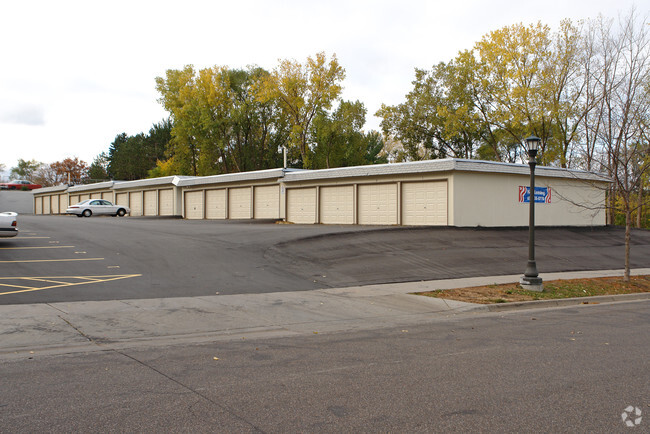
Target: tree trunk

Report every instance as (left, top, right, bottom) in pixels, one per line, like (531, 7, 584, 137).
(624, 209, 631, 282)
(637, 183, 643, 228)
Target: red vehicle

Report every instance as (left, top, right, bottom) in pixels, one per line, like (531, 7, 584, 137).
(0, 179, 42, 190)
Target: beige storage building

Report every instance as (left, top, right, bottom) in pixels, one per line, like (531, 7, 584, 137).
(33, 184, 69, 215)
(112, 176, 186, 217)
(280, 159, 608, 227)
(31, 159, 608, 226)
(175, 169, 296, 220)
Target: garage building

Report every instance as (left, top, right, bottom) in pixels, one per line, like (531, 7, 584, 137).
(31, 159, 608, 226)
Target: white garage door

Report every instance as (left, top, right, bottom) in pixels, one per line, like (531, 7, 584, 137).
(254, 185, 280, 219)
(59, 194, 68, 214)
(205, 189, 226, 219)
(90, 193, 101, 199)
(42, 196, 51, 215)
(229, 187, 251, 219)
(80, 194, 91, 202)
(51, 195, 59, 214)
(115, 193, 128, 207)
(287, 188, 317, 224)
(35, 197, 42, 215)
(101, 191, 114, 202)
(130, 191, 143, 216)
(358, 183, 398, 225)
(185, 191, 204, 219)
(159, 189, 174, 216)
(401, 181, 448, 226)
(320, 185, 354, 224)
(144, 190, 157, 216)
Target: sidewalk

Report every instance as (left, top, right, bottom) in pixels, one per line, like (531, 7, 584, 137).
(1, 268, 649, 359)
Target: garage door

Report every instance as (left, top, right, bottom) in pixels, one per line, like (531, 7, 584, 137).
(101, 191, 114, 202)
(358, 183, 398, 225)
(42, 196, 51, 215)
(229, 187, 251, 219)
(402, 181, 447, 226)
(59, 194, 68, 214)
(115, 193, 128, 208)
(51, 195, 59, 215)
(205, 189, 226, 219)
(254, 185, 280, 219)
(35, 197, 42, 215)
(144, 190, 157, 216)
(320, 186, 354, 224)
(184, 191, 203, 219)
(287, 188, 317, 224)
(130, 191, 143, 216)
(80, 194, 91, 202)
(69, 195, 80, 206)
(90, 193, 101, 199)
(159, 189, 174, 216)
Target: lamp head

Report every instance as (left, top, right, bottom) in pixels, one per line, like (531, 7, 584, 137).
(525, 135, 541, 158)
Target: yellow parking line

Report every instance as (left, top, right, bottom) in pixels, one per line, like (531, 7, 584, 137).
(0, 246, 75, 250)
(0, 274, 141, 296)
(0, 283, 34, 289)
(0, 258, 104, 263)
(22, 278, 73, 285)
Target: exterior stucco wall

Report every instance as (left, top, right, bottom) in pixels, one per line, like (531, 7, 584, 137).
(451, 171, 607, 227)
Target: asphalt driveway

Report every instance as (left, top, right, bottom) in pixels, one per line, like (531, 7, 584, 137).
(1, 215, 648, 305)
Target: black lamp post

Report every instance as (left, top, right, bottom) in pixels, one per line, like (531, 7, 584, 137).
(520, 135, 543, 291)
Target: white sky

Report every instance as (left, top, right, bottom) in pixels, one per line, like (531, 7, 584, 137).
(0, 0, 643, 176)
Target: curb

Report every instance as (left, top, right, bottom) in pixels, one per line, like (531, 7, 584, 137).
(468, 292, 650, 312)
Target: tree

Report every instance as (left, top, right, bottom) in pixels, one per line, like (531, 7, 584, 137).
(585, 10, 650, 281)
(88, 152, 110, 181)
(106, 120, 171, 180)
(256, 52, 346, 168)
(312, 100, 386, 168)
(156, 66, 287, 175)
(10, 159, 41, 181)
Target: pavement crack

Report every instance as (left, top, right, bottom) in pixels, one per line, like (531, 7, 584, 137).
(113, 350, 266, 433)
(57, 316, 95, 343)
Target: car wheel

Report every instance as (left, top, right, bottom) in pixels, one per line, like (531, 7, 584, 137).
(82, 209, 92, 217)
(76, 214, 83, 218)
(117, 208, 126, 217)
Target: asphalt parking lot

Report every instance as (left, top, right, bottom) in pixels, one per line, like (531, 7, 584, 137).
(1, 215, 649, 305)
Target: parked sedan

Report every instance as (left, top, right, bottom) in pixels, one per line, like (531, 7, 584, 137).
(66, 200, 130, 217)
(0, 179, 42, 190)
(0, 212, 18, 237)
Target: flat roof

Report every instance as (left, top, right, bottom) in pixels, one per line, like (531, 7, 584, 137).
(176, 168, 304, 188)
(282, 159, 610, 183)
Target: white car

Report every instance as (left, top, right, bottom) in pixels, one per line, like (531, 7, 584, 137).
(0, 212, 18, 237)
(66, 200, 130, 217)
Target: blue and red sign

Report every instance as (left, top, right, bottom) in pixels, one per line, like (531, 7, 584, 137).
(519, 186, 551, 203)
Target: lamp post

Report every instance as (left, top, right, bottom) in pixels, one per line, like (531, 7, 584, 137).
(520, 135, 543, 292)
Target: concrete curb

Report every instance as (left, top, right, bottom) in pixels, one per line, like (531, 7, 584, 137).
(466, 292, 650, 312)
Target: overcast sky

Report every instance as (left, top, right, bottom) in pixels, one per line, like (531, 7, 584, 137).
(0, 0, 642, 176)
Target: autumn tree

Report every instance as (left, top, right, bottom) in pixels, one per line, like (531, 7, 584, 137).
(156, 66, 287, 175)
(584, 10, 650, 280)
(256, 52, 346, 168)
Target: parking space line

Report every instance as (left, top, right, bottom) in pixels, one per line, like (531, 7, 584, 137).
(0, 246, 75, 250)
(0, 274, 141, 296)
(0, 283, 34, 289)
(0, 258, 104, 263)
(14, 237, 51, 239)
(22, 278, 73, 285)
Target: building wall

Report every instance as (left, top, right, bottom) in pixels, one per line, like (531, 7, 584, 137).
(451, 171, 607, 227)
